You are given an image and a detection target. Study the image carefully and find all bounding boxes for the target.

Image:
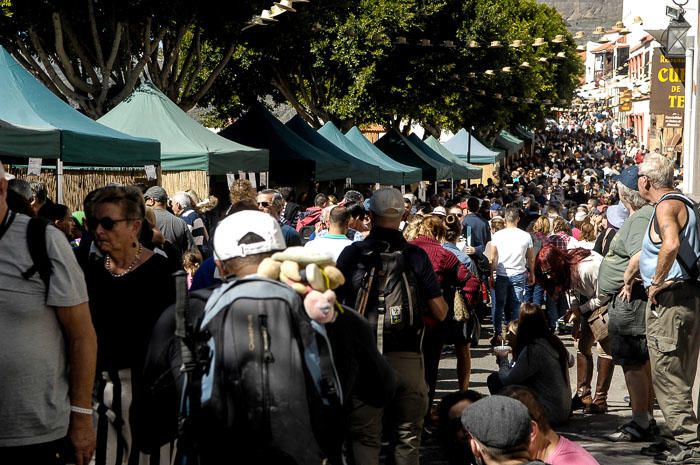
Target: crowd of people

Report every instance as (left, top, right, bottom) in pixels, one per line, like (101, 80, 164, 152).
(1, 111, 700, 465)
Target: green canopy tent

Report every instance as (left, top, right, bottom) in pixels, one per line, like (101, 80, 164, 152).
(375, 129, 452, 181)
(285, 115, 379, 184)
(0, 46, 159, 166)
(494, 129, 524, 158)
(98, 82, 268, 175)
(513, 125, 534, 141)
(319, 123, 422, 186)
(407, 134, 475, 180)
(423, 136, 482, 179)
(219, 104, 349, 184)
(443, 129, 504, 164)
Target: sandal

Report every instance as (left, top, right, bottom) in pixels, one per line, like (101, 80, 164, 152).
(607, 421, 654, 442)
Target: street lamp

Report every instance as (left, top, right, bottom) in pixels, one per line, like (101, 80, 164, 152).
(661, 0, 691, 58)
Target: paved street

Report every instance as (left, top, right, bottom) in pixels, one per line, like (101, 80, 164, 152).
(424, 326, 672, 465)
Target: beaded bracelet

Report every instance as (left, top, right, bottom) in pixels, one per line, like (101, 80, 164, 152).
(70, 405, 93, 415)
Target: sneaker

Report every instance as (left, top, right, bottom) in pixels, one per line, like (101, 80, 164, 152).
(607, 421, 655, 442)
(642, 440, 674, 457)
(655, 447, 700, 464)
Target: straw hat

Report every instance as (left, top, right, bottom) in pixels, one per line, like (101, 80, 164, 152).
(394, 36, 408, 45)
(468, 72, 477, 78)
(593, 26, 606, 35)
(501, 66, 512, 73)
(468, 40, 480, 48)
(552, 34, 565, 43)
(538, 56, 549, 63)
(532, 37, 546, 47)
(542, 99, 552, 105)
(510, 39, 524, 48)
(576, 45, 586, 51)
(597, 36, 610, 44)
(574, 31, 585, 39)
(633, 16, 644, 25)
(612, 21, 624, 31)
(489, 40, 503, 48)
(619, 27, 631, 35)
(494, 93, 503, 100)
(519, 61, 531, 69)
(441, 40, 456, 49)
(555, 51, 566, 59)
(484, 69, 495, 76)
(524, 98, 534, 104)
(509, 96, 519, 102)
(478, 90, 487, 96)
(418, 39, 433, 47)
(260, 9, 279, 22)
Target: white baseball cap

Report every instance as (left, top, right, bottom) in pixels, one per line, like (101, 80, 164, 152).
(214, 210, 286, 261)
(369, 187, 404, 218)
(432, 206, 447, 216)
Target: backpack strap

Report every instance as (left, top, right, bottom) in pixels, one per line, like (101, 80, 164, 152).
(23, 216, 51, 293)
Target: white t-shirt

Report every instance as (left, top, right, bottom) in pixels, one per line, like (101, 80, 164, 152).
(492, 227, 533, 277)
(304, 234, 352, 262)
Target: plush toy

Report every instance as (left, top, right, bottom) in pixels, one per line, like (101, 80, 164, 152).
(257, 247, 346, 324)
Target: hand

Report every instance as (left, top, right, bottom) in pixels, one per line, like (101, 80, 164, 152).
(648, 281, 672, 305)
(619, 281, 633, 302)
(464, 245, 476, 255)
(527, 272, 535, 286)
(69, 413, 96, 465)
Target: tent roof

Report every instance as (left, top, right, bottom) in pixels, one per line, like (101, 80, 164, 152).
(0, 47, 159, 166)
(423, 136, 482, 179)
(375, 129, 452, 181)
(443, 128, 504, 164)
(98, 82, 267, 174)
(343, 126, 422, 185)
(219, 104, 348, 182)
(285, 115, 379, 184)
(407, 134, 477, 180)
(513, 125, 534, 140)
(495, 129, 524, 155)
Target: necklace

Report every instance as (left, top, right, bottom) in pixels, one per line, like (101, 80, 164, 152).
(105, 243, 143, 278)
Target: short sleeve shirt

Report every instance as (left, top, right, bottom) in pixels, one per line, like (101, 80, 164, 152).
(0, 213, 89, 446)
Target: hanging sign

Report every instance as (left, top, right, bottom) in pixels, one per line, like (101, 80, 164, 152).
(238, 171, 246, 180)
(345, 178, 352, 188)
(260, 172, 268, 188)
(28, 158, 42, 176)
(418, 182, 426, 201)
(248, 172, 257, 189)
(144, 164, 157, 181)
(226, 174, 236, 188)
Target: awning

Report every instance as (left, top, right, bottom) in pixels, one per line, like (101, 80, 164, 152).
(375, 129, 452, 181)
(443, 128, 505, 164)
(423, 136, 482, 179)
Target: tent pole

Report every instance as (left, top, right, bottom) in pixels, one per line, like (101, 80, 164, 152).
(56, 159, 64, 204)
(451, 178, 454, 198)
(467, 128, 472, 187)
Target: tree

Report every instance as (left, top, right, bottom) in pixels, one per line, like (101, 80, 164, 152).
(0, 0, 264, 117)
(205, 0, 581, 135)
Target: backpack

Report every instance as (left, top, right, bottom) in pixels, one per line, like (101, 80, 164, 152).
(299, 225, 316, 245)
(296, 207, 322, 233)
(655, 193, 700, 279)
(195, 276, 342, 464)
(352, 241, 424, 354)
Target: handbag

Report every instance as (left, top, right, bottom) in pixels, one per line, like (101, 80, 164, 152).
(587, 306, 609, 341)
(453, 289, 468, 322)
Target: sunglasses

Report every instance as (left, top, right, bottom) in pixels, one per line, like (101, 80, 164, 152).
(257, 201, 271, 208)
(88, 217, 135, 231)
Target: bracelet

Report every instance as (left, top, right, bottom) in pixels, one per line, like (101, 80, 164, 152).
(70, 405, 93, 415)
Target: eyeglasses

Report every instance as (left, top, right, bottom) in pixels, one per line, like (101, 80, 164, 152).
(257, 201, 271, 208)
(88, 217, 136, 231)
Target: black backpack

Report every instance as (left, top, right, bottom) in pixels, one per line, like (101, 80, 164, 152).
(196, 276, 342, 464)
(352, 241, 423, 354)
(22, 215, 51, 291)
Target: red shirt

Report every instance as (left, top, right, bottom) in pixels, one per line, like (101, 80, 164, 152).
(410, 236, 468, 290)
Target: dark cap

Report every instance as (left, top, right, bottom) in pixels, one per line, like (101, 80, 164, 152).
(461, 395, 532, 450)
(613, 166, 639, 191)
(144, 186, 168, 202)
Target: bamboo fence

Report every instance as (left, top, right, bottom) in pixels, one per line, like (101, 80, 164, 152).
(161, 170, 209, 200)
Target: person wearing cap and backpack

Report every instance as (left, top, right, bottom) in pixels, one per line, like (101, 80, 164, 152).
(336, 187, 448, 465)
(140, 209, 393, 465)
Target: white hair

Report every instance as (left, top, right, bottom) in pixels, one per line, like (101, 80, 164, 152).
(171, 192, 192, 209)
(639, 153, 674, 189)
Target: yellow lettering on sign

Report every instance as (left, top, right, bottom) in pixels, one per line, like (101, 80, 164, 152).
(668, 95, 686, 108)
(659, 68, 668, 82)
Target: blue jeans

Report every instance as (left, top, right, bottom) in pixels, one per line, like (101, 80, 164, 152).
(493, 273, 528, 336)
(524, 283, 545, 305)
(545, 293, 569, 331)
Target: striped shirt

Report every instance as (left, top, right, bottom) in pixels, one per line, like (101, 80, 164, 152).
(180, 209, 207, 247)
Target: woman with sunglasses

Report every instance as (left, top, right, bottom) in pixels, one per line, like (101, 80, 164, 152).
(535, 245, 613, 415)
(82, 186, 176, 465)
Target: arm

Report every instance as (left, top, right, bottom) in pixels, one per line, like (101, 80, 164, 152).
(527, 246, 535, 285)
(56, 303, 97, 465)
(428, 296, 448, 321)
(489, 245, 498, 288)
(620, 251, 641, 302)
(498, 345, 540, 385)
(649, 200, 684, 304)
